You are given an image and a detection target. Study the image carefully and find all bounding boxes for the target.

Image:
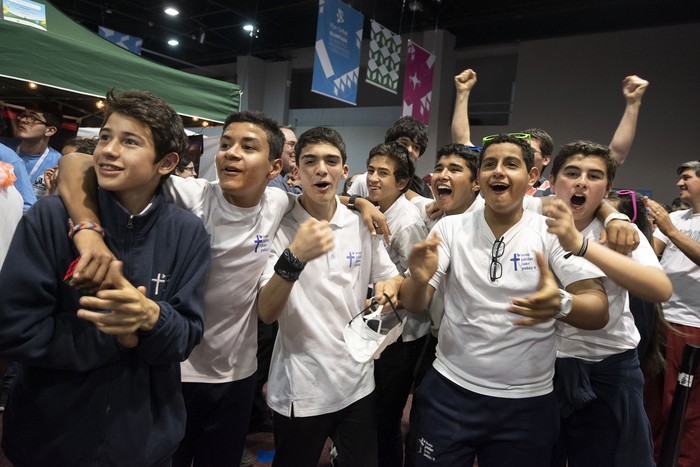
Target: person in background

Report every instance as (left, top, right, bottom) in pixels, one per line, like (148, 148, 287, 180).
(174, 156, 198, 179)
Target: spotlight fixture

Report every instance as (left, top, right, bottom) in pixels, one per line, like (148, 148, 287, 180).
(96, 100, 105, 109)
(192, 116, 199, 122)
(164, 7, 179, 16)
(242, 23, 259, 38)
(27, 82, 38, 89)
(168, 39, 179, 46)
(202, 121, 209, 127)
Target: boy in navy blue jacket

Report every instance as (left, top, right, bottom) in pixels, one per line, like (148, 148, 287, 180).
(0, 89, 210, 467)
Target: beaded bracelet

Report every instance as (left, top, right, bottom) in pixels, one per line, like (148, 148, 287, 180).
(69, 222, 105, 239)
(274, 248, 306, 282)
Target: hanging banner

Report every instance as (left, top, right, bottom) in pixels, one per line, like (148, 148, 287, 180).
(98, 26, 143, 55)
(311, 0, 364, 105)
(402, 41, 435, 125)
(365, 20, 401, 94)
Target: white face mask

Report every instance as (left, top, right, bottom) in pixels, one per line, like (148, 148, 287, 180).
(343, 300, 406, 363)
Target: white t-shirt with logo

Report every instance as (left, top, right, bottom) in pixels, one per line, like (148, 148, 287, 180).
(654, 208, 700, 328)
(260, 198, 398, 417)
(164, 176, 294, 383)
(429, 208, 604, 399)
(556, 220, 660, 361)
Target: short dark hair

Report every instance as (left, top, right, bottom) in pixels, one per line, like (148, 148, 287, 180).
(479, 134, 535, 172)
(223, 111, 284, 161)
(384, 116, 428, 157)
(28, 102, 63, 129)
(63, 137, 98, 155)
(677, 160, 700, 177)
(176, 156, 194, 172)
(608, 190, 653, 243)
(103, 89, 186, 163)
(522, 128, 554, 157)
(550, 140, 616, 185)
(295, 127, 347, 165)
(367, 143, 415, 194)
(436, 143, 479, 182)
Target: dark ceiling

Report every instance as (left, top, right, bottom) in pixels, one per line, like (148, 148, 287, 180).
(49, 0, 700, 71)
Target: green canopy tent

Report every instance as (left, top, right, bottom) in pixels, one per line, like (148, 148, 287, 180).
(0, 0, 239, 123)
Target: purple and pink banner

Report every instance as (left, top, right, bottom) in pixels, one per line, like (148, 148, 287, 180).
(401, 41, 435, 125)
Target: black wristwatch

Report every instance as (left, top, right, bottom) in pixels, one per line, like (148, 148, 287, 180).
(348, 195, 359, 211)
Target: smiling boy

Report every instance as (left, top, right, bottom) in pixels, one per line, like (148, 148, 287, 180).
(257, 127, 403, 467)
(400, 133, 608, 467)
(545, 140, 671, 467)
(0, 89, 210, 466)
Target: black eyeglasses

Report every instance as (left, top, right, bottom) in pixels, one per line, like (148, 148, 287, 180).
(349, 294, 400, 333)
(489, 236, 505, 282)
(16, 112, 48, 125)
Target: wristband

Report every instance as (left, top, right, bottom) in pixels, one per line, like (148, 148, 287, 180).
(564, 237, 588, 259)
(69, 222, 105, 239)
(274, 248, 306, 282)
(347, 195, 360, 212)
(603, 212, 630, 227)
(553, 289, 573, 320)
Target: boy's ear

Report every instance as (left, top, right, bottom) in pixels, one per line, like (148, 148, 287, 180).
(44, 126, 58, 137)
(267, 158, 282, 181)
(548, 174, 556, 194)
(342, 164, 349, 180)
(158, 152, 179, 175)
(528, 166, 540, 187)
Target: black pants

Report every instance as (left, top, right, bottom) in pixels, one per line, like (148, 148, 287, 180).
(172, 374, 256, 467)
(272, 392, 378, 467)
(374, 335, 427, 467)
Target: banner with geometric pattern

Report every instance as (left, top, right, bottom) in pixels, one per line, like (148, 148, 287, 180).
(311, 0, 364, 105)
(365, 20, 401, 94)
(402, 41, 435, 125)
(98, 26, 142, 55)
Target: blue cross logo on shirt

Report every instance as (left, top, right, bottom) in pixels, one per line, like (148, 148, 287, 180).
(510, 253, 521, 272)
(347, 251, 355, 267)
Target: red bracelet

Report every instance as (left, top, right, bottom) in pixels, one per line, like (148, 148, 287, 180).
(69, 222, 105, 239)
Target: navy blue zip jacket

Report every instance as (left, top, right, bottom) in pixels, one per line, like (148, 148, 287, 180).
(0, 188, 210, 466)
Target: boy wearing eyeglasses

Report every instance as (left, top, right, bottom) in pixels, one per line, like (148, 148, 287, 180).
(400, 133, 608, 467)
(0, 104, 63, 198)
(257, 127, 402, 467)
(544, 140, 671, 467)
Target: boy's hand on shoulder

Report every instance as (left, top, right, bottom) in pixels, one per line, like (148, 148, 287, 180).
(354, 197, 391, 244)
(71, 229, 116, 290)
(77, 261, 161, 340)
(508, 252, 560, 325)
(289, 218, 334, 262)
(600, 218, 639, 255)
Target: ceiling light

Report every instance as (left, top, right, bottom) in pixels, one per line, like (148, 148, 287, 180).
(27, 82, 38, 89)
(243, 24, 255, 32)
(96, 100, 105, 109)
(164, 7, 179, 16)
(202, 121, 209, 127)
(192, 116, 199, 122)
(168, 39, 179, 46)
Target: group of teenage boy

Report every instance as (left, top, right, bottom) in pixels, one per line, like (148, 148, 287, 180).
(0, 67, 698, 467)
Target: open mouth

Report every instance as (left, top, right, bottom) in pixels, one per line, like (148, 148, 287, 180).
(315, 182, 331, 189)
(490, 183, 508, 193)
(570, 194, 586, 206)
(223, 166, 241, 173)
(99, 163, 123, 171)
(436, 184, 452, 196)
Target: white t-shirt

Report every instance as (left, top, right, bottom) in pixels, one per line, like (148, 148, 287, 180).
(163, 176, 294, 383)
(347, 172, 368, 197)
(556, 220, 660, 361)
(429, 209, 604, 399)
(654, 208, 700, 328)
(0, 185, 23, 268)
(382, 194, 430, 341)
(260, 197, 398, 417)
